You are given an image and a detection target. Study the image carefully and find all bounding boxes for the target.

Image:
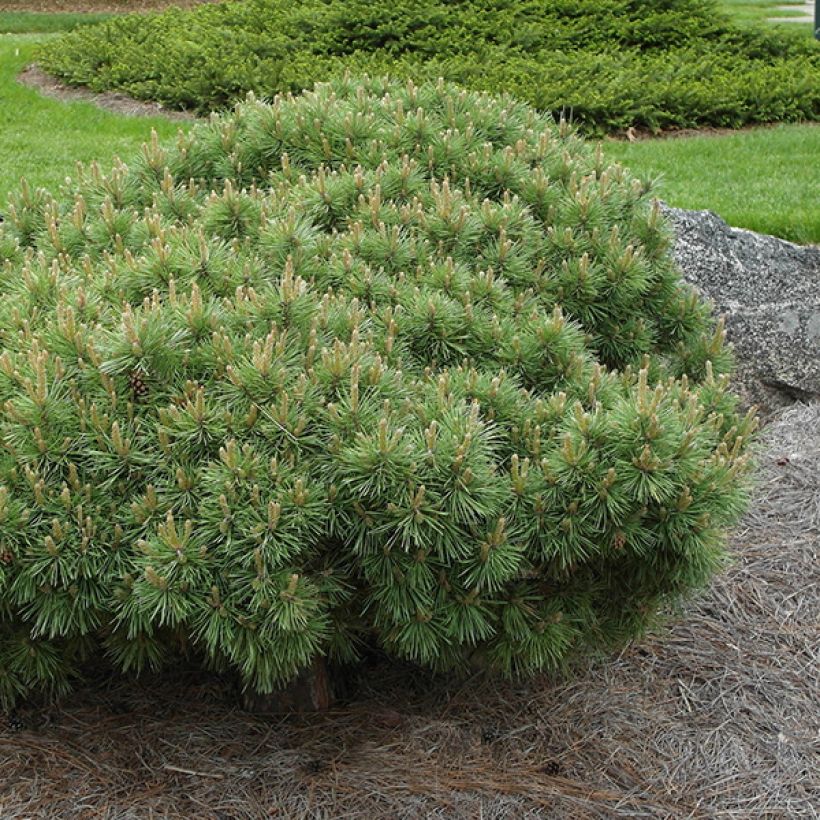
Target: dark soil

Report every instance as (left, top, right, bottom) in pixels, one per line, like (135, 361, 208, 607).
(17, 64, 196, 120)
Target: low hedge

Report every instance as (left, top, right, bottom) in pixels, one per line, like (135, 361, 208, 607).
(39, 0, 820, 133)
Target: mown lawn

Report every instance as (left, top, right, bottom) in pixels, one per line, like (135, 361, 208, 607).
(717, 0, 813, 28)
(603, 124, 820, 244)
(0, 32, 185, 207)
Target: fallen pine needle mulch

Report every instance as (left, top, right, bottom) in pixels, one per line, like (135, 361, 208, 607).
(1, 403, 818, 819)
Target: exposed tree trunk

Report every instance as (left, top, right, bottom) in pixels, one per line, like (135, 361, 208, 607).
(241, 657, 334, 713)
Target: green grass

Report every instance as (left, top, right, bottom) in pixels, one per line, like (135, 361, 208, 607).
(717, 0, 813, 29)
(603, 124, 820, 244)
(0, 34, 187, 207)
(0, 11, 114, 33)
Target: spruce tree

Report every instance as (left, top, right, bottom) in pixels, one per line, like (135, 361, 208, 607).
(0, 78, 753, 706)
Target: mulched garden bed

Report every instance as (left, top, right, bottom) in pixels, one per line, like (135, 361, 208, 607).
(2, 402, 817, 818)
(17, 63, 196, 120)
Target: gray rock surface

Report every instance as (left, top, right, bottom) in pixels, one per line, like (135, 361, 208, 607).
(664, 204, 820, 410)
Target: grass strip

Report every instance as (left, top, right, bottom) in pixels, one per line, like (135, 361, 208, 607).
(603, 124, 820, 244)
(0, 34, 185, 206)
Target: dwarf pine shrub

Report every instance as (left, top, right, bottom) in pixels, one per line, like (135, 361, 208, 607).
(0, 78, 754, 706)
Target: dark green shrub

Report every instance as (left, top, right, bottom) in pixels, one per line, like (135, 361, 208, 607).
(0, 78, 754, 705)
(39, 0, 819, 132)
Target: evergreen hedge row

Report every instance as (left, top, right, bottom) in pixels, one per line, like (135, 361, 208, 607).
(39, 0, 820, 133)
(0, 79, 754, 706)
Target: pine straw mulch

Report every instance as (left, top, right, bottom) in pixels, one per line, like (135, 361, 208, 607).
(1, 403, 818, 819)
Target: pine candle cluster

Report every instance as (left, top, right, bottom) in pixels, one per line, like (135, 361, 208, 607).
(0, 78, 754, 705)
